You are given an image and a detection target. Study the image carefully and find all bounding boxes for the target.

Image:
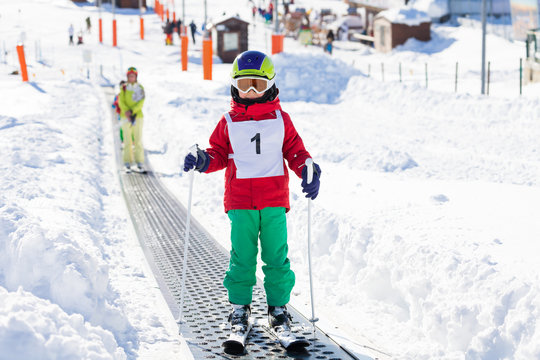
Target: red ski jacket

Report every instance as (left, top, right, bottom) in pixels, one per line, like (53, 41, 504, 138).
(204, 98, 311, 212)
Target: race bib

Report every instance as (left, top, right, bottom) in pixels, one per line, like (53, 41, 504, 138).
(225, 111, 285, 179)
(127, 83, 145, 102)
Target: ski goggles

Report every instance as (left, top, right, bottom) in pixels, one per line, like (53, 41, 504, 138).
(231, 76, 275, 94)
(127, 67, 138, 76)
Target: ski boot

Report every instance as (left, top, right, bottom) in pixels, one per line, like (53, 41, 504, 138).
(268, 305, 292, 331)
(223, 304, 252, 355)
(268, 305, 309, 350)
(134, 163, 146, 174)
(229, 304, 251, 331)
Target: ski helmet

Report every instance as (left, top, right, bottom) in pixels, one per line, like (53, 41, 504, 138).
(126, 66, 138, 77)
(230, 51, 278, 105)
(230, 51, 275, 80)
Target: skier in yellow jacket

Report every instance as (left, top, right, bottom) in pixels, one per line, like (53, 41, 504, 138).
(119, 67, 146, 173)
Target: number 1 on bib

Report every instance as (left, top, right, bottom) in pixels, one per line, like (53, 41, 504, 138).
(251, 133, 261, 154)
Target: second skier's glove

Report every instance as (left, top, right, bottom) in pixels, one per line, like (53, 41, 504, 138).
(183, 149, 210, 172)
(301, 163, 321, 200)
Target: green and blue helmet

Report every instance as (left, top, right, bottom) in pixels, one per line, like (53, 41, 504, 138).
(230, 51, 275, 80)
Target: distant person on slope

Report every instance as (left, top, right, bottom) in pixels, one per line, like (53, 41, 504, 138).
(189, 20, 197, 44)
(163, 19, 174, 45)
(85, 16, 91, 33)
(68, 24, 74, 45)
(119, 67, 146, 173)
(182, 50, 321, 349)
(325, 29, 334, 54)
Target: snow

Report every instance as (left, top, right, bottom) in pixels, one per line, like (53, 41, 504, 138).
(410, 0, 449, 20)
(1, 0, 540, 359)
(273, 52, 362, 103)
(376, 7, 432, 26)
(0, 287, 125, 360)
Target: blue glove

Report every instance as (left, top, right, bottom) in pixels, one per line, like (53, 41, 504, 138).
(183, 149, 210, 172)
(301, 163, 321, 200)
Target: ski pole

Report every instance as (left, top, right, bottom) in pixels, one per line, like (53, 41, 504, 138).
(177, 144, 199, 327)
(305, 158, 319, 333)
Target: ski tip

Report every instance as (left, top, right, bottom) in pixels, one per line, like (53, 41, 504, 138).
(285, 339, 310, 352)
(223, 340, 246, 355)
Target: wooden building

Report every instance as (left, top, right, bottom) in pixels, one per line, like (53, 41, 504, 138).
(94, 0, 146, 8)
(208, 17, 249, 63)
(373, 8, 430, 52)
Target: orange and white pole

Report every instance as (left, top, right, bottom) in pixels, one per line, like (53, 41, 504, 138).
(271, 0, 283, 54)
(271, 34, 284, 54)
(202, 37, 212, 80)
(173, 0, 176, 24)
(16, 44, 29, 82)
(139, 0, 144, 40)
(98, 0, 103, 43)
(181, 33, 188, 71)
(112, 0, 117, 47)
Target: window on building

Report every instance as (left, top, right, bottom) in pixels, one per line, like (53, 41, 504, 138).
(224, 32, 239, 52)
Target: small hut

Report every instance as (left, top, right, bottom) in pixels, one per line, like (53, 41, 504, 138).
(115, 0, 146, 8)
(373, 8, 431, 52)
(208, 17, 249, 63)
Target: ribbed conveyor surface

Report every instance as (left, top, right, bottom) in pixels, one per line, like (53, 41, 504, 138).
(105, 87, 375, 360)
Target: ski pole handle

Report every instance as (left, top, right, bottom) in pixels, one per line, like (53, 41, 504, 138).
(189, 144, 199, 159)
(305, 158, 314, 185)
(187, 144, 199, 172)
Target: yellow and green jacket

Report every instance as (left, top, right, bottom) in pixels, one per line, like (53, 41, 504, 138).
(118, 82, 145, 119)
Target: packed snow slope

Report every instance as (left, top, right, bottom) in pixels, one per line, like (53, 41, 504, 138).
(1, 0, 540, 359)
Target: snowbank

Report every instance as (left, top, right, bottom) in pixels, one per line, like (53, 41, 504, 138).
(376, 7, 431, 26)
(0, 287, 125, 360)
(273, 52, 362, 104)
(0, 77, 135, 357)
(410, 0, 449, 19)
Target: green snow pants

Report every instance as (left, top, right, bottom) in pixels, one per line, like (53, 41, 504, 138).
(224, 207, 295, 307)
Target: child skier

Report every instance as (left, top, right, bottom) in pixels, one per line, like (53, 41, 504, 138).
(119, 67, 146, 173)
(183, 50, 321, 349)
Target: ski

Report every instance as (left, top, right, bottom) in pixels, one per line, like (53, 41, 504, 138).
(263, 324, 310, 351)
(222, 320, 253, 355)
(132, 168, 147, 174)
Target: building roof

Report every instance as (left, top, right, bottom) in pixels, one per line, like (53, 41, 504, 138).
(375, 7, 431, 25)
(215, 16, 250, 26)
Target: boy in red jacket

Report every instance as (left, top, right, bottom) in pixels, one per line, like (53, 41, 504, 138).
(183, 51, 321, 339)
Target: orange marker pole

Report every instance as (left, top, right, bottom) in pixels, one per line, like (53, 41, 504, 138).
(166, 8, 169, 21)
(202, 38, 212, 80)
(173, 11, 176, 22)
(99, 17, 103, 43)
(271, 34, 284, 54)
(113, 19, 117, 47)
(181, 34, 188, 71)
(140, 17, 144, 40)
(16, 44, 29, 82)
